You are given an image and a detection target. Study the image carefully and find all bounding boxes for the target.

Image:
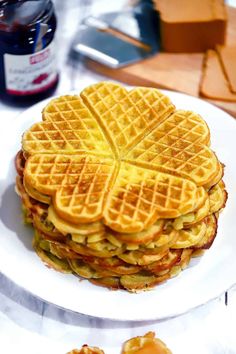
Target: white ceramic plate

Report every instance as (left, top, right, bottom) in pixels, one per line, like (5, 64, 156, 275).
(0, 88, 235, 321)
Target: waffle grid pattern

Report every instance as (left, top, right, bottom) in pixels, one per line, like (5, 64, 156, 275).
(104, 163, 206, 232)
(25, 154, 116, 222)
(23, 82, 221, 232)
(81, 83, 175, 156)
(126, 110, 218, 185)
(23, 95, 112, 156)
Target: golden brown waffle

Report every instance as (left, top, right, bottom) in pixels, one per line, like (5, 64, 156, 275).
(169, 249, 193, 278)
(81, 256, 140, 276)
(29, 200, 218, 263)
(103, 162, 207, 232)
(33, 231, 71, 273)
(24, 154, 208, 232)
(69, 258, 118, 279)
(126, 110, 221, 188)
(17, 81, 227, 292)
(48, 205, 104, 235)
(122, 331, 172, 354)
(192, 214, 217, 249)
(171, 179, 226, 230)
(45, 179, 225, 243)
(22, 82, 221, 233)
(67, 346, 104, 354)
(90, 250, 193, 291)
(172, 197, 210, 230)
(23, 175, 222, 248)
(171, 221, 207, 248)
(31, 206, 219, 291)
(23, 95, 113, 157)
(34, 235, 197, 291)
(24, 154, 117, 223)
(209, 180, 227, 213)
(67, 332, 171, 354)
(81, 82, 175, 157)
(144, 249, 182, 274)
(108, 221, 164, 245)
(17, 162, 225, 291)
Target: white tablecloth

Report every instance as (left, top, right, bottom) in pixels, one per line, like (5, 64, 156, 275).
(1, 271, 236, 354)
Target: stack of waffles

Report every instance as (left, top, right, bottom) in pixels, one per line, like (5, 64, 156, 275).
(15, 82, 227, 292)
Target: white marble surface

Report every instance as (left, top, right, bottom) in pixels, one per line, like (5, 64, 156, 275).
(0, 1, 236, 353)
(0, 270, 236, 354)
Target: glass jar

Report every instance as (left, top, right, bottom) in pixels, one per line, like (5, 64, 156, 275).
(0, 0, 59, 105)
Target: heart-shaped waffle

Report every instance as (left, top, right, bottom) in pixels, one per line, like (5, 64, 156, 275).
(22, 82, 221, 233)
(23, 95, 113, 157)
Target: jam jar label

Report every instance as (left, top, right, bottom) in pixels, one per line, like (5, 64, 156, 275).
(3, 41, 57, 95)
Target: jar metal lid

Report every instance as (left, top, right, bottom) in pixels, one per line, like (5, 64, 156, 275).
(0, 0, 54, 32)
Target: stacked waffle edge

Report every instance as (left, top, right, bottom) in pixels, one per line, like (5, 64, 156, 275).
(15, 82, 227, 292)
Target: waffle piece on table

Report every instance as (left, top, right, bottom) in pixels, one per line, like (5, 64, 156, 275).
(67, 331, 172, 354)
(67, 345, 104, 354)
(122, 331, 172, 354)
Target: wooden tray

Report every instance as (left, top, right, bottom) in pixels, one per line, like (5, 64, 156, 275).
(87, 6, 236, 118)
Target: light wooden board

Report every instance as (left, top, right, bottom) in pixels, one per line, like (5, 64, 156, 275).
(87, 6, 236, 117)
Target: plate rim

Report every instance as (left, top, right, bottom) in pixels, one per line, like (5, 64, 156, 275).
(0, 86, 236, 321)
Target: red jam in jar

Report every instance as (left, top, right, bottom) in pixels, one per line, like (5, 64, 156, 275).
(0, 0, 58, 105)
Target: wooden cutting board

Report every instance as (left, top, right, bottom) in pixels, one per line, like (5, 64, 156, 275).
(87, 6, 236, 118)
